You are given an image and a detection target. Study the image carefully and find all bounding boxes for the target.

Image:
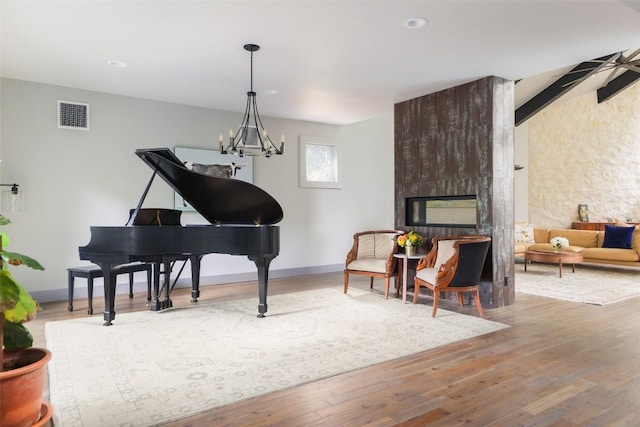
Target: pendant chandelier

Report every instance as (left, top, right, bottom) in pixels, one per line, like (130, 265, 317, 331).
(219, 44, 284, 158)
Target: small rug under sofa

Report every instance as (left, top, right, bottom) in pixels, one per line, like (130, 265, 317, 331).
(515, 263, 640, 305)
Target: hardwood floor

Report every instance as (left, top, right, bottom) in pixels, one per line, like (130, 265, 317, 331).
(30, 272, 640, 426)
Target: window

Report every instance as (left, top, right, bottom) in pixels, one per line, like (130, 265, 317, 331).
(299, 135, 340, 189)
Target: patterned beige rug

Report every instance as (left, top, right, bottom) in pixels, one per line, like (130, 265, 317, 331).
(45, 286, 508, 427)
(515, 263, 640, 305)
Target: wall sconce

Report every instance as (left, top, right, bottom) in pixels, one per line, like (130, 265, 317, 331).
(0, 184, 24, 212)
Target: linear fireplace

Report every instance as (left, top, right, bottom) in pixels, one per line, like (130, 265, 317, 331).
(406, 195, 477, 228)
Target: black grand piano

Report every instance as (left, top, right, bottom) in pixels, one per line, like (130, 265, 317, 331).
(79, 147, 283, 325)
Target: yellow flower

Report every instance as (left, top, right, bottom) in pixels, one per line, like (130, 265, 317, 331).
(398, 231, 423, 247)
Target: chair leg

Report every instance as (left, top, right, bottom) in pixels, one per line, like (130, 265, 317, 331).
(369, 277, 374, 289)
(473, 289, 484, 317)
(384, 277, 390, 300)
(343, 272, 349, 294)
(432, 288, 440, 317)
(457, 293, 465, 306)
(412, 282, 421, 303)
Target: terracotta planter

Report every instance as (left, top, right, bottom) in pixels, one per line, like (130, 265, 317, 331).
(0, 347, 52, 427)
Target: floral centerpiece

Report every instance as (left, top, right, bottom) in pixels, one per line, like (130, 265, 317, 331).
(397, 231, 423, 256)
(550, 236, 569, 252)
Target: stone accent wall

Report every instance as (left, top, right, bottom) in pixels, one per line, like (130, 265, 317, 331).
(528, 84, 640, 228)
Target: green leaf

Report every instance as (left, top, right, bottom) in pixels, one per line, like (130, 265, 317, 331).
(0, 270, 20, 312)
(1, 270, 38, 323)
(1, 251, 45, 270)
(0, 232, 9, 250)
(3, 321, 33, 349)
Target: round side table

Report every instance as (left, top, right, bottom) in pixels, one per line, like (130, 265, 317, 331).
(393, 253, 424, 303)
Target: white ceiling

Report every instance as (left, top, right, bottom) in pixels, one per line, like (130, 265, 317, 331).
(2, 1, 640, 125)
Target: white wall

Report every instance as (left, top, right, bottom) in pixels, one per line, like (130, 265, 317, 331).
(0, 78, 395, 301)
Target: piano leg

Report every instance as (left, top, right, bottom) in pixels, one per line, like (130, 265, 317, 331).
(190, 255, 203, 302)
(249, 255, 276, 318)
(150, 260, 173, 311)
(96, 261, 117, 326)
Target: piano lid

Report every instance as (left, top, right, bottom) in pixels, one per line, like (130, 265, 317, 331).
(135, 148, 283, 225)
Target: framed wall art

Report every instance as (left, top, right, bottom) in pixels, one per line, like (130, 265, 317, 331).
(173, 146, 253, 211)
(578, 204, 589, 222)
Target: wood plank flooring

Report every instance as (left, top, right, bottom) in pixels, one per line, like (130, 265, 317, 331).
(29, 272, 640, 426)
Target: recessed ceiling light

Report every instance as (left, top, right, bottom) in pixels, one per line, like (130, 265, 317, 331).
(107, 60, 127, 68)
(264, 89, 279, 95)
(404, 17, 428, 29)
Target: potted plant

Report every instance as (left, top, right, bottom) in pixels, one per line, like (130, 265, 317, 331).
(0, 214, 52, 427)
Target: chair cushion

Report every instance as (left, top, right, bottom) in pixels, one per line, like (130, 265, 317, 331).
(356, 233, 397, 259)
(415, 267, 437, 284)
(434, 240, 456, 267)
(347, 258, 388, 274)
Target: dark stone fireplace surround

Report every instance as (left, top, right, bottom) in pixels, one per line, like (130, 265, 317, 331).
(394, 76, 515, 309)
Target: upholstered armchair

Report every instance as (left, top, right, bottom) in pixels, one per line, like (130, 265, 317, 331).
(344, 230, 403, 299)
(412, 235, 491, 317)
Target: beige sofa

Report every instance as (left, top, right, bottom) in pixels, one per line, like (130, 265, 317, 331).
(516, 226, 640, 267)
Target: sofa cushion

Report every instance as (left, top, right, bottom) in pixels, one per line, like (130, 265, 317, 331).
(515, 242, 531, 254)
(633, 227, 640, 251)
(534, 228, 550, 243)
(515, 223, 535, 243)
(602, 225, 635, 249)
(580, 247, 640, 262)
(549, 229, 598, 248)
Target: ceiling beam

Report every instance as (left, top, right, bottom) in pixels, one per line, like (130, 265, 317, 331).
(515, 53, 618, 126)
(597, 70, 640, 103)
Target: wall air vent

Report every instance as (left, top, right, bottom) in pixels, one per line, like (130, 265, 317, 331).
(57, 100, 89, 130)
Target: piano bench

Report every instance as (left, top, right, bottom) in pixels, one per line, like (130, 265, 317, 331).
(67, 263, 153, 315)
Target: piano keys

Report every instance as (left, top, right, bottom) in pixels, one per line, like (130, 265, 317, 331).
(79, 148, 283, 325)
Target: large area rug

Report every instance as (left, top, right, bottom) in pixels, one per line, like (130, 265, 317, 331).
(46, 286, 508, 427)
(515, 263, 640, 305)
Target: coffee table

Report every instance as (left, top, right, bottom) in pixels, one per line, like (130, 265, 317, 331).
(524, 250, 584, 278)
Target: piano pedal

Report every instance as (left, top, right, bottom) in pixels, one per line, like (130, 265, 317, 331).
(149, 299, 173, 311)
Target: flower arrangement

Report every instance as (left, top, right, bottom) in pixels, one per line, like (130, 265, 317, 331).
(550, 236, 569, 251)
(397, 231, 423, 248)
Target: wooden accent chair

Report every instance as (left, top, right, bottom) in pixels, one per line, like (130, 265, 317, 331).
(412, 235, 491, 317)
(344, 230, 403, 299)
